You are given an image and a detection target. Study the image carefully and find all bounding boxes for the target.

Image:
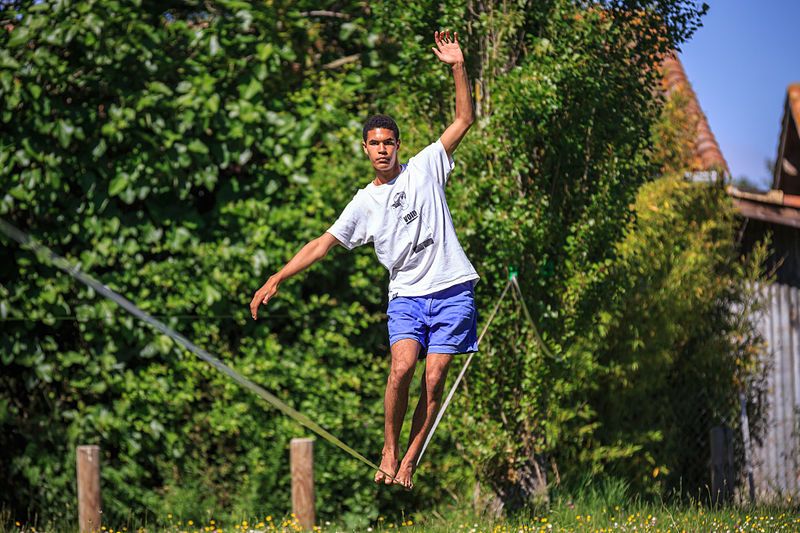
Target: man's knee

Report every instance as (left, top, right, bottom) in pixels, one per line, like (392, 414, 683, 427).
(424, 366, 450, 399)
(388, 339, 420, 388)
(388, 359, 416, 388)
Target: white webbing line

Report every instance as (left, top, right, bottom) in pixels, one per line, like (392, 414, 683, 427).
(416, 277, 514, 466)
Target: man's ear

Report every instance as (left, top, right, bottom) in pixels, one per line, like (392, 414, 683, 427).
(361, 140, 368, 155)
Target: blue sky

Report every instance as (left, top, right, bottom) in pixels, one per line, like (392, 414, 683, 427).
(679, 0, 800, 190)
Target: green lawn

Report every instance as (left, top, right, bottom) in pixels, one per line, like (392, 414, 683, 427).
(6, 498, 800, 533)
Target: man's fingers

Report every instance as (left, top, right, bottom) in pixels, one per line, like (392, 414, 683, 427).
(250, 281, 278, 321)
(435, 29, 459, 47)
(261, 287, 277, 305)
(250, 289, 264, 319)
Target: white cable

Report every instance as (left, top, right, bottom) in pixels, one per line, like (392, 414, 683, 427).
(416, 278, 513, 466)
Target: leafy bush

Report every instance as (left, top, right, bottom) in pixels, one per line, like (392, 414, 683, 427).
(1, 0, 766, 525)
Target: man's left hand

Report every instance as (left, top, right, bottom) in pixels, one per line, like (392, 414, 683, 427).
(431, 30, 464, 65)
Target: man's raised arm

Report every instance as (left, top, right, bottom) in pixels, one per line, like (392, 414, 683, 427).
(432, 30, 474, 157)
(249, 232, 341, 320)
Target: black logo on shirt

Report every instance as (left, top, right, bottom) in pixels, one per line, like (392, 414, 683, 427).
(392, 191, 407, 210)
(413, 237, 434, 253)
(403, 210, 418, 224)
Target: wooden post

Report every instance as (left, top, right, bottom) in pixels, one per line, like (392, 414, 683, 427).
(739, 392, 756, 503)
(710, 426, 734, 505)
(290, 438, 315, 531)
(76, 445, 101, 533)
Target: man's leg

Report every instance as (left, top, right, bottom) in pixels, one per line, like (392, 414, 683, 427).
(395, 352, 453, 488)
(375, 338, 421, 484)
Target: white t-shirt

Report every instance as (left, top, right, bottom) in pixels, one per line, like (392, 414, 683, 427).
(326, 139, 479, 299)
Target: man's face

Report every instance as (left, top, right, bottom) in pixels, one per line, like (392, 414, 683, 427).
(362, 128, 400, 171)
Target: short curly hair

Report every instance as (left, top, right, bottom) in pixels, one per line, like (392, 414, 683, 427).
(362, 114, 400, 142)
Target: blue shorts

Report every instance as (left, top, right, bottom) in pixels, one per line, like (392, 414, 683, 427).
(387, 280, 479, 359)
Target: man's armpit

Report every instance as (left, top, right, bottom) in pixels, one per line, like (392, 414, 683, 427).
(323, 230, 349, 250)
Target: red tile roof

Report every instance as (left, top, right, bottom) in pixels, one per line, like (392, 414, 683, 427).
(661, 54, 729, 175)
(788, 84, 800, 137)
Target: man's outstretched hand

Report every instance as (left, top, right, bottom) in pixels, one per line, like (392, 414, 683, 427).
(250, 275, 280, 320)
(431, 30, 464, 65)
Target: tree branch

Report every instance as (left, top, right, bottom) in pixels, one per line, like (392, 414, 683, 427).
(299, 10, 350, 20)
(322, 53, 360, 69)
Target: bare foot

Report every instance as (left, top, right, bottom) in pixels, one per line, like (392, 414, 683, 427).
(394, 460, 415, 490)
(374, 453, 399, 485)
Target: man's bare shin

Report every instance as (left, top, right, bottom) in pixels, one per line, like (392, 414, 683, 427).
(403, 354, 453, 465)
(382, 339, 420, 458)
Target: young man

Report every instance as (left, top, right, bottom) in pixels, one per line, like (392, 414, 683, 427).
(249, 30, 477, 489)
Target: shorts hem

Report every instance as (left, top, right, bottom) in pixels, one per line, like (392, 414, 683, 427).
(427, 344, 479, 355)
(389, 335, 426, 349)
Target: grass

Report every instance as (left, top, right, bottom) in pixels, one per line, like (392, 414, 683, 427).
(4, 480, 799, 533)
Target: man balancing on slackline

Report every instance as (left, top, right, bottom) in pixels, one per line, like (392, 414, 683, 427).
(249, 29, 477, 490)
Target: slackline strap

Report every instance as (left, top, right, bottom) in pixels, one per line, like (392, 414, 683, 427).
(0, 218, 396, 482)
(416, 272, 566, 465)
(416, 277, 513, 466)
(510, 275, 558, 360)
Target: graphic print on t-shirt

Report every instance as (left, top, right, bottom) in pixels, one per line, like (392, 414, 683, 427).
(392, 191, 407, 209)
(390, 185, 434, 256)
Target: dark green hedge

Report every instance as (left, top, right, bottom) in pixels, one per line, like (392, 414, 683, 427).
(1, 0, 765, 527)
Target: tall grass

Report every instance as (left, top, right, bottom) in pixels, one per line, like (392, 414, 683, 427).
(4, 478, 798, 533)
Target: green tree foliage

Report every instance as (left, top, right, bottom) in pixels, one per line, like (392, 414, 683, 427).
(1, 0, 765, 525)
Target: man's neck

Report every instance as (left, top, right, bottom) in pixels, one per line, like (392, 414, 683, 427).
(372, 163, 402, 186)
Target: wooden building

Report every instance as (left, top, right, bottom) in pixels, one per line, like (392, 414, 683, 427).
(663, 56, 799, 502)
(727, 84, 800, 502)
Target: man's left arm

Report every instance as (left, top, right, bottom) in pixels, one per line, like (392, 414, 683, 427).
(432, 30, 474, 158)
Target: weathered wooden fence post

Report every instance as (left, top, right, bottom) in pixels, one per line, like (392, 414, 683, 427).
(76, 445, 102, 533)
(710, 426, 734, 505)
(290, 438, 316, 531)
